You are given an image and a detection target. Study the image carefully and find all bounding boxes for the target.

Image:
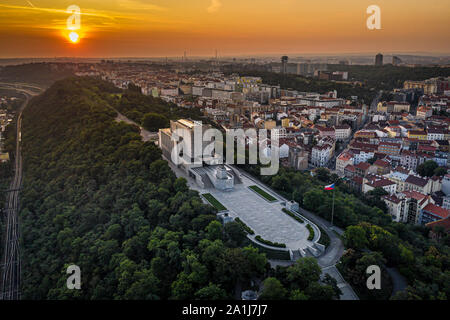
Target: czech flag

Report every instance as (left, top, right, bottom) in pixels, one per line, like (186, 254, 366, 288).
(324, 184, 335, 191)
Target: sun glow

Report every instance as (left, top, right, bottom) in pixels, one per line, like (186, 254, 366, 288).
(69, 31, 79, 43)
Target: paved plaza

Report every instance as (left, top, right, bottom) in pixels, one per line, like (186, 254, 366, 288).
(167, 161, 314, 251)
(207, 181, 312, 250)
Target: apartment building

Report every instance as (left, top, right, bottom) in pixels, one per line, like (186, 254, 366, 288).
(427, 128, 445, 141)
(363, 175, 397, 195)
(405, 175, 433, 194)
(416, 106, 433, 120)
(336, 151, 354, 176)
(373, 159, 391, 175)
(316, 126, 336, 139)
(419, 204, 450, 225)
(311, 143, 334, 167)
(408, 130, 427, 140)
(378, 142, 402, 156)
(383, 194, 405, 222)
(385, 168, 411, 192)
(400, 150, 419, 171)
(355, 162, 371, 177)
(334, 124, 352, 141)
(400, 191, 432, 225)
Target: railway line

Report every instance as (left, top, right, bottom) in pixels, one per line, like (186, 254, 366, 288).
(0, 86, 41, 300)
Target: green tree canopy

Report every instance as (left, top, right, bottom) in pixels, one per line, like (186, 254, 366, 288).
(142, 113, 169, 132)
(259, 277, 287, 300)
(417, 160, 439, 177)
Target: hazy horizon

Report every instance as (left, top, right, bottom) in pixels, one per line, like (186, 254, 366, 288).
(1, 52, 450, 60)
(1, 0, 449, 58)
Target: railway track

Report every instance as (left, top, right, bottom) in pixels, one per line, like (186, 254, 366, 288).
(0, 87, 41, 300)
(0, 99, 26, 300)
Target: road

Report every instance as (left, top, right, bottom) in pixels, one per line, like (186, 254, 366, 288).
(232, 167, 359, 300)
(370, 91, 383, 112)
(0, 82, 44, 93)
(386, 267, 408, 298)
(0, 85, 41, 300)
(236, 167, 346, 268)
(114, 111, 158, 142)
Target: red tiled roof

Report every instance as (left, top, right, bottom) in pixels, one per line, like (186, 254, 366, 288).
(352, 176, 364, 185)
(379, 142, 401, 148)
(335, 125, 351, 130)
(374, 152, 388, 159)
(426, 216, 450, 232)
(418, 145, 437, 152)
(367, 178, 396, 188)
(374, 159, 390, 168)
(409, 130, 427, 135)
(406, 175, 429, 187)
(427, 128, 444, 134)
(383, 195, 402, 204)
(355, 162, 371, 171)
(423, 204, 450, 219)
(402, 190, 427, 201)
(317, 126, 335, 132)
(338, 152, 353, 161)
(395, 166, 410, 175)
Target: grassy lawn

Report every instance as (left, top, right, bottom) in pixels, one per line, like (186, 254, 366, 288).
(249, 185, 277, 202)
(202, 193, 227, 211)
(306, 224, 315, 241)
(255, 235, 287, 248)
(282, 208, 304, 224)
(235, 217, 255, 235)
(244, 239, 291, 260)
(318, 226, 331, 248)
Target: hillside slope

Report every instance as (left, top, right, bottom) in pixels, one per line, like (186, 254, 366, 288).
(19, 77, 268, 299)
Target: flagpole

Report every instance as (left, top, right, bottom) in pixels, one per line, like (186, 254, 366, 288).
(331, 187, 335, 229)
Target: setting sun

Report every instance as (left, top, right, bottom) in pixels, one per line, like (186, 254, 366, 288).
(68, 32, 79, 43)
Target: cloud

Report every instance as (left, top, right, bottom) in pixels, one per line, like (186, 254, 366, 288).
(0, 3, 119, 20)
(117, 0, 166, 12)
(0, 3, 134, 20)
(0, 2, 143, 33)
(207, 0, 222, 13)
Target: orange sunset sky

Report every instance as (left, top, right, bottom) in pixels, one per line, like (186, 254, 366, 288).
(0, 0, 449, 58)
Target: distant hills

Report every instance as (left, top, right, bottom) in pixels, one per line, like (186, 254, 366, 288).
(0, 63, 75, 87)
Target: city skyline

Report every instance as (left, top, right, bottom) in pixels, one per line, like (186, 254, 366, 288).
(0, 0, 449, 58)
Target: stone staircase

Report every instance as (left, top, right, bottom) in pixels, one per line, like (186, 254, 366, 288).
(200, 172, 214, 189)
(306, 246, 321, 257)
(228, 166, 243, 185)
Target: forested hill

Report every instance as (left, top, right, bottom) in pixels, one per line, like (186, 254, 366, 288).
(0, 63, 75, 87)
(18, 77, 269, 299)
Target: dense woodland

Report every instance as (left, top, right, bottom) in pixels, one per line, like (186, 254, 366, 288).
(0, 63, 75, 87)
(327, 64, 450, 91)
(222, 64, 450, 106)
(104, 82, 204, 132)
(221, 67, 377, 105)
(1, 72, 447, 300)
(242, 165, 450, 300)
(16, 77, 338, 300)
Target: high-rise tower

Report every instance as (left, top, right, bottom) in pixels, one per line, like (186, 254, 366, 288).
(375, 53, 383, 66)
(281, 56, 289, 74)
